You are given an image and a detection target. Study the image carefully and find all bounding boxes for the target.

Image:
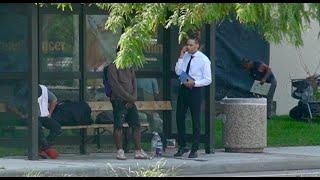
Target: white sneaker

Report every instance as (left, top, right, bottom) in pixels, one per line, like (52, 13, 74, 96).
(134, 149, 149, 159)
(116, 149, 127, 160)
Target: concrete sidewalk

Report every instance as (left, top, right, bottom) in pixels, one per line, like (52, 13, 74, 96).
(1, 146, 320, 176)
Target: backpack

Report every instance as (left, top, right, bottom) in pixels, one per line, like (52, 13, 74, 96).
(51, 100, 93, 126)
(103, 65, 112, 97)
(95, 111, 114, 124)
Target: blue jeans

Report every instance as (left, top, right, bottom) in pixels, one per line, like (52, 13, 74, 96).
(265, 78, 277, 119)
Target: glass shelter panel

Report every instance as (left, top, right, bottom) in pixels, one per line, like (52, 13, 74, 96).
(86, 14, 121, 72)
(86, 78, 108, 101)
(0, 5, 29, 72)
(40, 14, 80, 72)
(0, 4, 30, 156)
(137, 78, 164, 133)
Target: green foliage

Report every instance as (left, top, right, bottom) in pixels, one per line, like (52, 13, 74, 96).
(313, 89, 320, 101)
(41, 3, 320, 68)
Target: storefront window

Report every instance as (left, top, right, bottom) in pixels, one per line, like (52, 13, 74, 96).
(40, 14, 79, 72)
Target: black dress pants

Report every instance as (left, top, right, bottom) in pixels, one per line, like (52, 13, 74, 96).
(176, 85, 204, 151)
(38, 117, 61, 149)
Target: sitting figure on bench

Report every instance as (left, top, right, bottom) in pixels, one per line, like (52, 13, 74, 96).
(106, 46, 149, 160)
(7, 84, 61, 159)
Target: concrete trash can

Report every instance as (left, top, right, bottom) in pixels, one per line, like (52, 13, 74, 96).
(220, 97, 267, 153)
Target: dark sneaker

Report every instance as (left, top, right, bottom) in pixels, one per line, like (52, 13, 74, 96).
(174, 147, 189, 157)
(188, 150, 198, 158)
(38, 150, 47, 159)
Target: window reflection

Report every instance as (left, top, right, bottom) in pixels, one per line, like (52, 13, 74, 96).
(42, 79, 80, 102)
(137, 78, 163, 133)
(0, 13, 28, 72)
(86, 15, 120, 72)
(137, 78, 161, 101)
(40, 14, 79, 72)
(139, 28, 163, 72)
(86, 79, 109, 101)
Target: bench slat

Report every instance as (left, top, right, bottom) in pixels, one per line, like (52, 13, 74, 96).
(88, 101, 172, 111)
(0, 101, 172, 112)
(10, 123, 149, 130)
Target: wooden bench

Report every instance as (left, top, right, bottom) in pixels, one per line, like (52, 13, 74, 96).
(0, 101, 172, 154)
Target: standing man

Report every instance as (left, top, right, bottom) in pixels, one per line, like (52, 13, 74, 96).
(242, 57, 277, 119)
(107, 46, 149, 160)
(174, 37, 212, 158)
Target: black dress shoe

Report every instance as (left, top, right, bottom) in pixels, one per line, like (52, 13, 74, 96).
(174, 147, 189, 157)
(188, 150, 198, 158)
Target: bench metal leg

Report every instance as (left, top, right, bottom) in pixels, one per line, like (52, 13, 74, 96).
(80, 129, 88, 155)
(96, 128, 101, 149)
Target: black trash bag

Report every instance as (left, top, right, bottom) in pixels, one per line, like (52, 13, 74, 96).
(95, 111, 114, 124)
(289, 104, 309, 121)
(52, 100, 93, 126)
(289, 101, 320, 121)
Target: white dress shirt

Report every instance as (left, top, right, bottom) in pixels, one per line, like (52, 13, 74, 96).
(175, 51, 212, 87)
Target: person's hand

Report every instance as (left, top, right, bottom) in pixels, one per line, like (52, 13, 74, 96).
(260, 79, 266, 85)
(179, 46, 187, 59)
(184, 78, 195, 88)
(125, 102, 134, 109)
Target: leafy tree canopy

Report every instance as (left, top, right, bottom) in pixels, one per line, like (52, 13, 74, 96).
(37, 3, 320, 69)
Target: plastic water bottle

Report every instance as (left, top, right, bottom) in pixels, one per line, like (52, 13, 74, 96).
(156, 140, 163, 157)
(151, 132, 161, 156)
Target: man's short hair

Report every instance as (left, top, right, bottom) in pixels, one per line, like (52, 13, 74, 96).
(188, 30, 201, 44)
(188, 36, 201, 45)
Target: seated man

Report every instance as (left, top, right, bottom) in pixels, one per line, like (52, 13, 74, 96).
(7, 84, 61, 159)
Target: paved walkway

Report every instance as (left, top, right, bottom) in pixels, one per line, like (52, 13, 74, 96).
(2, 146, 320, 176)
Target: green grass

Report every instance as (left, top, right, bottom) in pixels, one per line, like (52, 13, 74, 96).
(2, 115, 320, 156)
(267, 115, 320, 147)
(214, 115, 320, 149)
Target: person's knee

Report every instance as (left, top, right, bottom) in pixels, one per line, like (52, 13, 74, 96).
(114, 126, 122, 132)
(132, 125, 141, 132)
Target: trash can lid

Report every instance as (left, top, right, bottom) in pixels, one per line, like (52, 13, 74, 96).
(221, 97, 267, 105)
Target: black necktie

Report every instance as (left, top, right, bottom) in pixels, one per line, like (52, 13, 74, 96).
(186, 55, 194, 75)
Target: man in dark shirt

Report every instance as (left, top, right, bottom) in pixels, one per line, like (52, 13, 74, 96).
(107, 46, 149, 160)
(242, 58, 277, 119)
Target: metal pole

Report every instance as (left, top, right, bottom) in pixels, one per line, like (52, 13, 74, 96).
(28, 3, 39, 160)
(205, 22, 216, 154)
